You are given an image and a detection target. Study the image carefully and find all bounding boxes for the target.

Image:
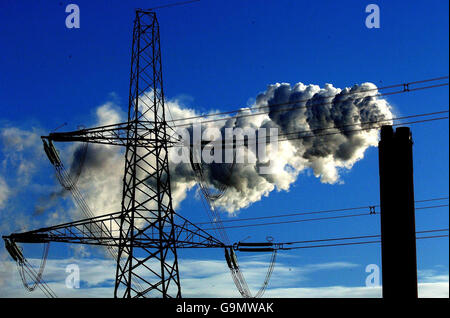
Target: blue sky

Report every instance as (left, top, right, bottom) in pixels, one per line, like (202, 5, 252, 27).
(0, 0, 448, 297)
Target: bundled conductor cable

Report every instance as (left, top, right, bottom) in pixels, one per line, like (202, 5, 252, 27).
(5, 238, 56, 298)
(42, 138, 146, 295)
(186, 143, 276, 298)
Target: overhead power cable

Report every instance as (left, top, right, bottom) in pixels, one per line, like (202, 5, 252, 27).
(232, 229, 448, 252)
(148, 0, 201, 11)
(273, 113, 448, 143)
(279, 234, 448, 251)
(171, 110, 449, 148)
(278, 228, 449, 247)
(197, 197, 448, 226)
(44, 141, 147, 295)
(196, 197, 448, 225)
(80, 198, 448, 236)
(201, 204, 448, 231)
(167, 76, 449, 127)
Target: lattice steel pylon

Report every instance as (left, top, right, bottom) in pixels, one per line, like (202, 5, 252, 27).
(3, 9, 281, 299)
(114, 9, 181, 298)
(3, 9, 228, 299)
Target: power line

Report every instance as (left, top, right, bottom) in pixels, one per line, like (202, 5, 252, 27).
(201, 204, 448, 231)
(202, 204, 448, 231)
(415, 204, 449, 211)
(78, 200, 448, 236)
(275, 112, 448, 140)
(415, 197, 450, 203)
(271, 116, 448, 145)
(168, 76, 449, 127)
(61, 196, 448, 244)
(198, 206, 369, 225)
(147, 0, 201, 11)
(186, 110, 449, 148)
(196, 197, 448, 226)
(234, 229, 449, 251)
(174, 88, 448, 129)
(203, 212, 370, 231)
(279, 234, 448, 251)
(168, 76, 448, 123)
(278, 229, 449, 246)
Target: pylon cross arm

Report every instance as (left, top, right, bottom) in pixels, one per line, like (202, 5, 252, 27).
(42, 121, 179, 148)
(3, 210, 225, 250)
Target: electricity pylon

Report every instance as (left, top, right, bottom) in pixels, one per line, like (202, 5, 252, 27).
(115, 9, 181, 299)
(3, 9, 225, 298)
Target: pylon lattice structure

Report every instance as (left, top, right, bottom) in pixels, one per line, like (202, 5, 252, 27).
(115, 9, 181, 299)
(3, 9, 279, 299)
(3, 10, 224, 299)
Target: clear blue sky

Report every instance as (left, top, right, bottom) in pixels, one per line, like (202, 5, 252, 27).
(0, 0, 448, 297)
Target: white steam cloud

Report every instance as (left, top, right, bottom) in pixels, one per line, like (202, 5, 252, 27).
(66, 81, 393, 216)
(166, 81, 393, 212)
(0, 176, 10, 210)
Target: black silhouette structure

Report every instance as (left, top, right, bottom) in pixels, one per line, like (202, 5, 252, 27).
(2, 8, 434, 300)
(3, 10, 226, 299)
(378, 125, 418, 299)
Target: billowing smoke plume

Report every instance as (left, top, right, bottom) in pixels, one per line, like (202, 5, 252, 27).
(34, 189, 66, 215)
(66, 82, 393, 216)
(30, 103, 125, 219)
(66, 103, 126, 216)
(167, 82, 393, 213)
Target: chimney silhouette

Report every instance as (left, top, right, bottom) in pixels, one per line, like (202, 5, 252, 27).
(378, 125, 418, 299)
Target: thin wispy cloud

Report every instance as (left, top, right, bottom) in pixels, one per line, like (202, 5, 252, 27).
(0, 256, 447, 298)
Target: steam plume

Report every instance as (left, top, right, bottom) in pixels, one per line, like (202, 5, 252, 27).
(67, 82, 393, 215)
(167, 81, 392, 213)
